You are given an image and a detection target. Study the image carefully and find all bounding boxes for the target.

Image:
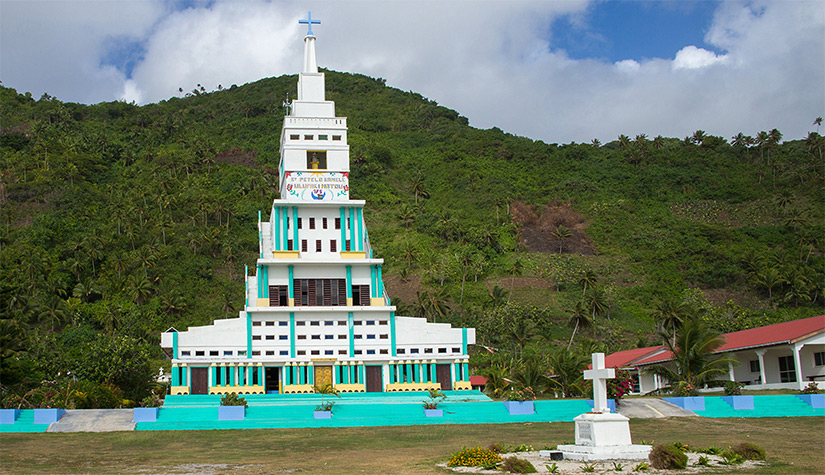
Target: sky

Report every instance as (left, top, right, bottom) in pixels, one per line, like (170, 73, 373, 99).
(1, 0, 823, 144)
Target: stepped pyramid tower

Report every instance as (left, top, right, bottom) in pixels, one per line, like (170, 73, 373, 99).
(161, 15, 475, 396)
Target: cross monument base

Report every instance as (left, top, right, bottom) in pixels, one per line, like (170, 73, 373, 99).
(555, 412, 652, 461)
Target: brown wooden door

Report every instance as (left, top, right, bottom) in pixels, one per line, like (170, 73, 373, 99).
(190, 367, 208, 394)
(365, 366, 383, 392)
(436, 364, 452, 390)
(315, 366, 333, 388)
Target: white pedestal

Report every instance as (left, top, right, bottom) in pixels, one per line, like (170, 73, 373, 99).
(556, 413, 651, 461)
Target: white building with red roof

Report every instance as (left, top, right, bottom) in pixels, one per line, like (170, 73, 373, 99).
(605, 315, 825, 394)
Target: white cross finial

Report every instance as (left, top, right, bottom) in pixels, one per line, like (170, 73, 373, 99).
(583, 352, 615, 413)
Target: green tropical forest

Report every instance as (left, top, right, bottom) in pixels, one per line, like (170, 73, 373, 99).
(1, 70, 823, 407)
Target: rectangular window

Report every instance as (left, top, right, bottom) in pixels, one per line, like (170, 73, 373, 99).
(379, 320, 388, 325)
(410, 348, 419, 353)
(296, 321, 306, 326)
(297, 350, 306, 356)
(304, 135, 313, 140)
(354, 321, 362, 326)
(297, 335, 307, 340)
(210, 350, 219, 355)
(311, 350, 320, 356)
(354, 350, 363, 355)
(325, 335, 334, 340)
(335, 217, 341, 229)
(339, 350, 347, 355)
(325, 320, 334, 326)
(297, 218, 302, 229)
(330, 240, 337, 252)
(238, 351, 246, 356)
(367, 334, 376, 340)
(309, 217, 315, 229)
(290, 134, 300, 140)
(287, 240, 293, 251)
(325, 350, 334, 355)
(252, 351, 261, 356)
(181, 351, 191, 356)
(265, 335, 275, 340)
(380, 334, 388, 339)
(346, 240, 351, 251)
(280, 350, 289, 356)
(301, 240, 308, 252)
(316, 240, 322, 252)
(310, 321, 320, 326)
(367, 350, 376, 355)
(322, 217, 328, 229)
(749, 360, 760, 373)
(338, 335, 347, 339)
(279, 321, 288, 326)
(397, 349, 405, 354)
(354, 335, 362, 339)
(253, 321, 262, 326)
(332, 135, 342, 141)
(279, 335, 288, 340)
(319, 134, 328, 140)
(424, 348, 433, 354)
(252, 335, 261, 340)
(270, 285, 288, 307)
(366, 320, 375, 325)
(438, 348, 447, 354)
(266, 350, 275, 356)
(380, 349, 388, 355)
(265, 321, 275, 326)
(312, 335, 321, 340)
(815, 352, 825, 366)
(778, 355, 796, 383)
(453, 347, 461, 353)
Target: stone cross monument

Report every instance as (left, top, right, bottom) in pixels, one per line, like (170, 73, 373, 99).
(554, 353, 651, 462)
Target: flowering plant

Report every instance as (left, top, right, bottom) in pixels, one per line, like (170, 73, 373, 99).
(507, 386, 536, 402)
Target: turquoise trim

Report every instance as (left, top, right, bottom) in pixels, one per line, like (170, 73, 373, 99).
(462, 328, 468, 355)
(284, 365, 291, 385)
(229, 366, 235, 386)
(172, 331, 178, 359)
(181, 367, 187, 386)
(258, 366, 264, 386)
(358, 364, 364, 383)
(346, 266, 352, 299)
(298, 366, 305, 385)
(377, 265, 383, 297)
(289, 313, 296, 358)
(356, 208, 363, 251)
(246, 313, 252, 358)
(348, 312, 355, 357)
(390, 311, 397, 357)
(308, 365, 314, 386)
(263, 266, 269, 299)
(430, 363, 436, 383)
(292, 207, 298, 250)
(172, 366, 179, 386)
(462, 362, 469, 382)
(211, 366, 217, 386)
(370, 266, 376, 297)
(274, 206, 281, 250)
(288, 265, 294, 299)
(244, 265, 249, 307)
(389, 363, 396, 384)
(349, 208, 355, 249)
(258, 210, 263, 258)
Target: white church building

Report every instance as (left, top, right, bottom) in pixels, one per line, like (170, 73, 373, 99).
(161, 16, 475, 396)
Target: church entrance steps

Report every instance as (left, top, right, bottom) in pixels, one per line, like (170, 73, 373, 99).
(617, 398, 698, 418)
(45, 409, 136, 432)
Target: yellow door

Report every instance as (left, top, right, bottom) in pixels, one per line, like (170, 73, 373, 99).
(315, 366, 333, 388)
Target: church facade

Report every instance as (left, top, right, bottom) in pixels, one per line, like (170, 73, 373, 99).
(160, 19, 475, 396)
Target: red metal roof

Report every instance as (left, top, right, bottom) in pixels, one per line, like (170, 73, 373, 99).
(469, 375, 487, 386)
(606, 315, 824, 367)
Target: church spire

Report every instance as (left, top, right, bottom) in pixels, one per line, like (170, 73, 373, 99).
(299, 12, 320, 74)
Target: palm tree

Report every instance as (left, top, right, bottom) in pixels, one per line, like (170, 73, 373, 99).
(652, 135, 665, 150)
(507, 318, 538, 359)
(814, 116, 823, 132)
(578, 269, 598, 299)
(550, 225, 572, 254)
(313, 382, 340, 411)
(645, 319, 738, 396)
(487, 286, 509, 309)
(584, 286, 609, 320)
(691, 130, 706, 146)
(507, 259, 523, 304)
(652, 295, 688, 344)
(481, 364, 512, 399)
(410, 170, 429, 204)
(510, 357, 548, 394)
(753, 267, 782, 301)
(547, 349, 589, 397)
(567, 301, 591, 350)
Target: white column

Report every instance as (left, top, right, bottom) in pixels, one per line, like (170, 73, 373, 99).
(755, 349, 767, 385)
(793, 343, 805, 390)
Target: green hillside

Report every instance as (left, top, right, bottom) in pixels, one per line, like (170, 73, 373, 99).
(1, 71, 823, 406)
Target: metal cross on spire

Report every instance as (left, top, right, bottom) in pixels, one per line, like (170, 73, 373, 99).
(298, 11, 321, 36)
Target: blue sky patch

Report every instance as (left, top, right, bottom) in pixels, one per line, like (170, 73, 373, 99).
(549, 0, 723, 62)
(100, 36, 146, 79)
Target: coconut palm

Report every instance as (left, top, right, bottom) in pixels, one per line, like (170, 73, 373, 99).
(578, 269, 598, 299)
(547, 349, 589, 397)
(645, 319, 738, 396)
(567, 301, 592, 350)
(550, 225, 572, 253)
(652, 295, 688, 344)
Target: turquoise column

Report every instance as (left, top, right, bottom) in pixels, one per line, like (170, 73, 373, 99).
(289, 312, 296, 358)
(339, 207, 346, 248)
(246, 312, 252, 358)
(284, 365, 291, 385)
(308, 364, 314, 386)
(258, 366, 264, 387)
(244, 265, 249, 307)
(345, 266, 352, 301)
(211, 366, 217, 387)
(348, 208, 355, 249)
(298, 365, 305, 385)
(370, 266, 376, 298)
(389, 363, 396, 384)
(406, 362, 412, 383)
(171, 366, 179, 386)
(348, 312, 355, 357)
(288, 265, 294, 302)
(172, 332, 178, 359)
(182, 366, 188, 387)
(224, 366, 230, 387)
(454, 363, 460, 382)
(422, 364, 428, 383)
(356, 208, 364, 251)
(292, 207, 298, 249)
(463, 362, 469, 381)
(282, 207, 289, 248)
(390, 311, 397, 357)
(274, 206, 281, 250)
(462, 328, 468, 355)
(377, 265, 384, 298)
(343, 364, 349, 384)
(430, 362, 436, 383)
(359, 363, 365, 384)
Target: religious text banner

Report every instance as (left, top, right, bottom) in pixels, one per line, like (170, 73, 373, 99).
(284, 171, 349, 201)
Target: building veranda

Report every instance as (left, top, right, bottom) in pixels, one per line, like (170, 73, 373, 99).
(160, 18, 475, 397)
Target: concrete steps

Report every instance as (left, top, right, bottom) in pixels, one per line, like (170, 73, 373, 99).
(47, 409, 136, 432)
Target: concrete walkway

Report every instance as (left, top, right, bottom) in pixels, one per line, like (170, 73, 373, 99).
(618, 398, 697, 418)
(46, 409, 136, 432)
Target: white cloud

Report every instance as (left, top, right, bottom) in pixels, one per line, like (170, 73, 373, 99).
(2, 0, 823, 144)
(672, 45, 728, 70)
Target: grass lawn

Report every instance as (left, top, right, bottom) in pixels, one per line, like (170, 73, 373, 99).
(1, 417, 822, 474)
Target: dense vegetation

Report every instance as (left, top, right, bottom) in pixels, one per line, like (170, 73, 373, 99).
(1, 70, 823, 407)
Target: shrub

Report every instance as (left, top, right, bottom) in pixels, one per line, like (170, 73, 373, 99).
(731, 442, 766, 460)
(447, 446, 502, 468)
(220, 392, 247, 407)
(487, 442, 506, 453)
(718, 449, 745, 465)
(801, 382, 820, 394)
(724, 381, 745, 395)
(649, 444, 688, 469)
(507, 387, 536, 401)
(501, 456, 536, 473)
